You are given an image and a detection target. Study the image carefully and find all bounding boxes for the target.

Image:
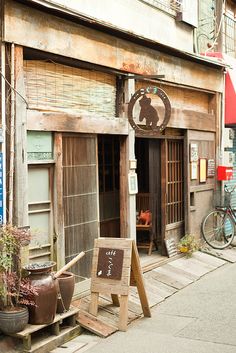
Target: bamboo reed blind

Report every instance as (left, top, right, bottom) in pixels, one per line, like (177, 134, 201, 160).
(167, 140, 183, 224)
(24, 61, 116, 117)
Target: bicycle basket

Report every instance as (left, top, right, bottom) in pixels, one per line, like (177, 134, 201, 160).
(213, 190, 231, 207)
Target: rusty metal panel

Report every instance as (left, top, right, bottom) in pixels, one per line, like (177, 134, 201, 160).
(4, 1, 224, 92)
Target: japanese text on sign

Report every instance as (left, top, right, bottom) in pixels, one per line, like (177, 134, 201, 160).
(96, 248, 124, 280)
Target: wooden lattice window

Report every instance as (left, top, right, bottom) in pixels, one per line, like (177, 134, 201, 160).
(167, 140, 184, 224)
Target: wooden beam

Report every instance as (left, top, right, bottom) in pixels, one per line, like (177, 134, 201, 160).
(27, 110, 128, 135)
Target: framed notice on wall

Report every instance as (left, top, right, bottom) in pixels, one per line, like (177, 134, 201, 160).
(207, 159, 215, 177)
(199, 158, 207, 183)
(190, 143, 198, 162)
(190, 162, 198, 180)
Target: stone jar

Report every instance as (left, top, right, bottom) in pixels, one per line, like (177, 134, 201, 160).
(25, 262, 58, 325)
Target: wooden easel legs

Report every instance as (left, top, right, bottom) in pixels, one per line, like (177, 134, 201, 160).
(89, 292, 99, 316)
(89, 293, 128, 331)
(118, 295, 129, 331)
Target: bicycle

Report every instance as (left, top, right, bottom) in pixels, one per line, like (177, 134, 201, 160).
(201, 184, 236, 249)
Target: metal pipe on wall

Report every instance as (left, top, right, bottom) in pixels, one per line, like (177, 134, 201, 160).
(1, 43, 6, 224)
(8, 43, 15, 224)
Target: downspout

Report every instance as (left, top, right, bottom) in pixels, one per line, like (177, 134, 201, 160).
(1, 43, 6, 224)
(8, 43, 15, 224)
(220, 69, 226, 200)
(221, 71, 226, 166)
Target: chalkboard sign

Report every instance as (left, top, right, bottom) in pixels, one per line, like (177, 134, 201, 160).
(90, 238, 132, 296)
(89, 237, 151, 331)
(97, 248, 124, 280)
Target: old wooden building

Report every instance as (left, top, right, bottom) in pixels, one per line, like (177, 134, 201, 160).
(0, 0, 225, 296)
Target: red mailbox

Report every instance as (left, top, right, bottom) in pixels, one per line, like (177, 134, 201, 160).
(217, 166, 233, 181)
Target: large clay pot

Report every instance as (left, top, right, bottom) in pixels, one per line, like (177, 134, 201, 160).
(0, 306, 29, 334)
(24, 262, 58, 325)
(57, 272, 75, 313)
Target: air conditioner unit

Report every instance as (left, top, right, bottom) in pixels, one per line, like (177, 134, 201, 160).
(176, 0, 198, 27)
(224, 151, 235, 167)
(224, 128, 234, 149)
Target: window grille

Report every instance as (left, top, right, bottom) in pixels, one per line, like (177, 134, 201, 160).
(223, 13, 236, 57)
(166, 140, 184, 224)
(139, 0, 182, 15)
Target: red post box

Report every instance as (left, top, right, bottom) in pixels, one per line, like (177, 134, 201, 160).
(217, 166, 233, 181)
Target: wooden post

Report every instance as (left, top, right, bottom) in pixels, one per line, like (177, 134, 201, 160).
(14, 45, 29, 227)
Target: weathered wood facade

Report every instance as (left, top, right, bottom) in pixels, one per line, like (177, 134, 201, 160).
(0, 0, 225, 295)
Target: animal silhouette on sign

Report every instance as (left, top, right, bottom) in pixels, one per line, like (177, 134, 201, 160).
(139, 94, 159, 129)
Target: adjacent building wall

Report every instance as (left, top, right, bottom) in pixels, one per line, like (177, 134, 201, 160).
(29, 0, 194, 53)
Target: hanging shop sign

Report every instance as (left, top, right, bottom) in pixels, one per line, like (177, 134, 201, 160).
(128, 86, 171, 136)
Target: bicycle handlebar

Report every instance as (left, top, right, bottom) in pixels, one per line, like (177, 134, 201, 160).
(224, 184, 236, 193)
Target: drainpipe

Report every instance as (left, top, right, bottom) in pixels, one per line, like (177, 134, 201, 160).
(1, 43, 6, 224)
(8, 43, 15, 224)
(220, 69, 226, 197)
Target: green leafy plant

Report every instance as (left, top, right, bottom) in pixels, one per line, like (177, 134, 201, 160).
(0, 225, 37, 310)
(177, 234, 200, 258)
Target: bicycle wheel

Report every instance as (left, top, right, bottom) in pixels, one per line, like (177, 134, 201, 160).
(201, 209, 235, 249)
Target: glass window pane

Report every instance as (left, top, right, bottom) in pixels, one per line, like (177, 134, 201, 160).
(28, 168, 49, 202)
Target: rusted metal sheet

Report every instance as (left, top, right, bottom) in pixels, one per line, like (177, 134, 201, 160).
(4, 0, 224, 92)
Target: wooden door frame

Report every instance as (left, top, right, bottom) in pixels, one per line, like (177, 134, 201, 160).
(160, 139, 167, 255)
(135, 134, 186, 255)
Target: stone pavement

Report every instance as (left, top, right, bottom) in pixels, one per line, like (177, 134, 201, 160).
(50, 249, 236, 353)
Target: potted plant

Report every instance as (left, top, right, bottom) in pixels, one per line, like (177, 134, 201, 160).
(0, 225, 38, 334)
(177, 234, 200, 258)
